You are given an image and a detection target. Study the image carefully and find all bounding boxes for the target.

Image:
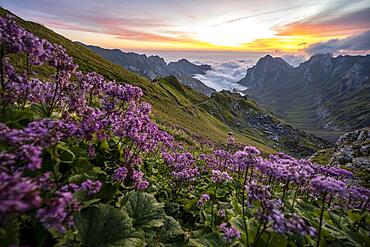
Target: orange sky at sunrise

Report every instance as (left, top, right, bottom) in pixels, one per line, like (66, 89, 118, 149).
(1, 0, 370, 53)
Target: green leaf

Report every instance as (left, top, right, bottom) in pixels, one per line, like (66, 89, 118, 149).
(55, 142, 76, 164)
(344, 230, 370, 247)
(267, 233, 288, 247)
(348, 211, 361, 223)
(189, 233, 225, 247)
(81, 198, 101, 208)
(68, 174, 85, 184)
(0, 215, 20, 247)
(183, 198, 197, 213)
(155, 216, 186, 246)
(73, 158, 94, 174)
(230, 215, 255, 246)
(230, 196, 242, 215)
(100, 139, 109, 151)
(366, 214, 370, 225)
(76, 204, 144, 247)
(93, 167, 107, 175)
(4, 109, 34, 128)
(124, 191, 165, 231)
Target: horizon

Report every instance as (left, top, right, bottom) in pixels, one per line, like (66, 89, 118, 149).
(82, 45, 370, 68)
(1, 0, 370, 56)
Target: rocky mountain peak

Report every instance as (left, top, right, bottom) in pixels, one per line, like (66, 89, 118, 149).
(255, 54, 291, 70)
(80, 42, 215, 96)
(239, 55, 291, 87)
(238, 54, 370, 140)
(303, 53, 333, 74)
(168, 59, 211, 75)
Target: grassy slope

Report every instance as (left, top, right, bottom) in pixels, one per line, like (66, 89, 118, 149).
(0, 8, 277, 153)
(1, 7, 327, 155)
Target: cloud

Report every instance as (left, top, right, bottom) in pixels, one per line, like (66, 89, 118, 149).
(305, 30, 370, 54)
(276, 7, 370, 36)
(2, 0, 201, 44)
(211, 5, 305, 27)
(193, 60, 250, 91)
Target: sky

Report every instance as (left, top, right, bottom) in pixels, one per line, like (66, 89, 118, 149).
(1, 0, 370, 54)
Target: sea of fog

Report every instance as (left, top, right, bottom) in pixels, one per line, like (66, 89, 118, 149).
(143, 51, 306, 91)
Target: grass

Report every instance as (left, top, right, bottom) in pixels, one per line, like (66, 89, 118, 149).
(309, 148, 336, 165)
(0, 7, 327, 156)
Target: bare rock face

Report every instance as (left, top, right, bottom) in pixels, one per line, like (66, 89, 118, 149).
(329, 127, 370, 186)
(198, 91, 329, 157)
(239, 54, 370, 140)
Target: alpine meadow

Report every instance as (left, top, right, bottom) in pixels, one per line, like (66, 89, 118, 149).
(0, 1, 369, 247)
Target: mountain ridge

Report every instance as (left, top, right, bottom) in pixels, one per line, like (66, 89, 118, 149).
(80, 42, 216, 96)
(239, 53, 370, 141)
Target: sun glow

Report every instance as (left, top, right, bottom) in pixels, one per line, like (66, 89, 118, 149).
(196, 21, 274, 47)
(4, 0, 369, 52)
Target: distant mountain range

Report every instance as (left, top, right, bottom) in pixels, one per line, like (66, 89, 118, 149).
(79, 43, 215, 96)
(238, 54, 370, 140)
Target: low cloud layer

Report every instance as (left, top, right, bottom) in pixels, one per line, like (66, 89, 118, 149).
(305, 30, 370, 55)
(193, 61, 249, 92)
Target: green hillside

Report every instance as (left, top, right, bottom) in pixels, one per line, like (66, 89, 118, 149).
(2, 7, 369, 247)
(0, 7, 327, 156)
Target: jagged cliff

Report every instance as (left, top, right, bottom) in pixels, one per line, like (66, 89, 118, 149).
(239, 54, 370, 141)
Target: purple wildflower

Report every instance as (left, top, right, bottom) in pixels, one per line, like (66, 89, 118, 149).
(211, 170, 232, 183)
(81, 179, 102, 195)
(113, 167, 128, 181)
(163, 151, 199, 182)
(37, 172, 55, 191)
(36, 191, 79, 232)
(310, 175, 346, 195)
(59, 183, 80, 193)
(19, 144, 43, 170)
(286, 215, 316, 236)
(132, 170, 149, 190)
(197, 194, 210, 207)
(219, 223, 240, 242)
(0, 172, 42, 213)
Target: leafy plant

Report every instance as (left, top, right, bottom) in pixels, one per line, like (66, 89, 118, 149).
(0, 14, 369, 247)
(76, 204, 143, 247)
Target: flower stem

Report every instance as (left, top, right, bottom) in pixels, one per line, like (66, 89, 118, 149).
(211, 185, 218, 229)
(291, 186, 299, 211)
(264, 232, 272, 247)
(281, 180, 289, 203)
(242, 169, 250, 247)
(252, 223, 266, 247)
(316, 193, 326, 247)
(355, 197, 369, 232)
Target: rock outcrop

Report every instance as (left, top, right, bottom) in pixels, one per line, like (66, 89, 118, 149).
(310, 127, 370, 186)
(198, 90, 329, 157)
(330, 127, 370, 170)
(239, 54, 370, 141)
